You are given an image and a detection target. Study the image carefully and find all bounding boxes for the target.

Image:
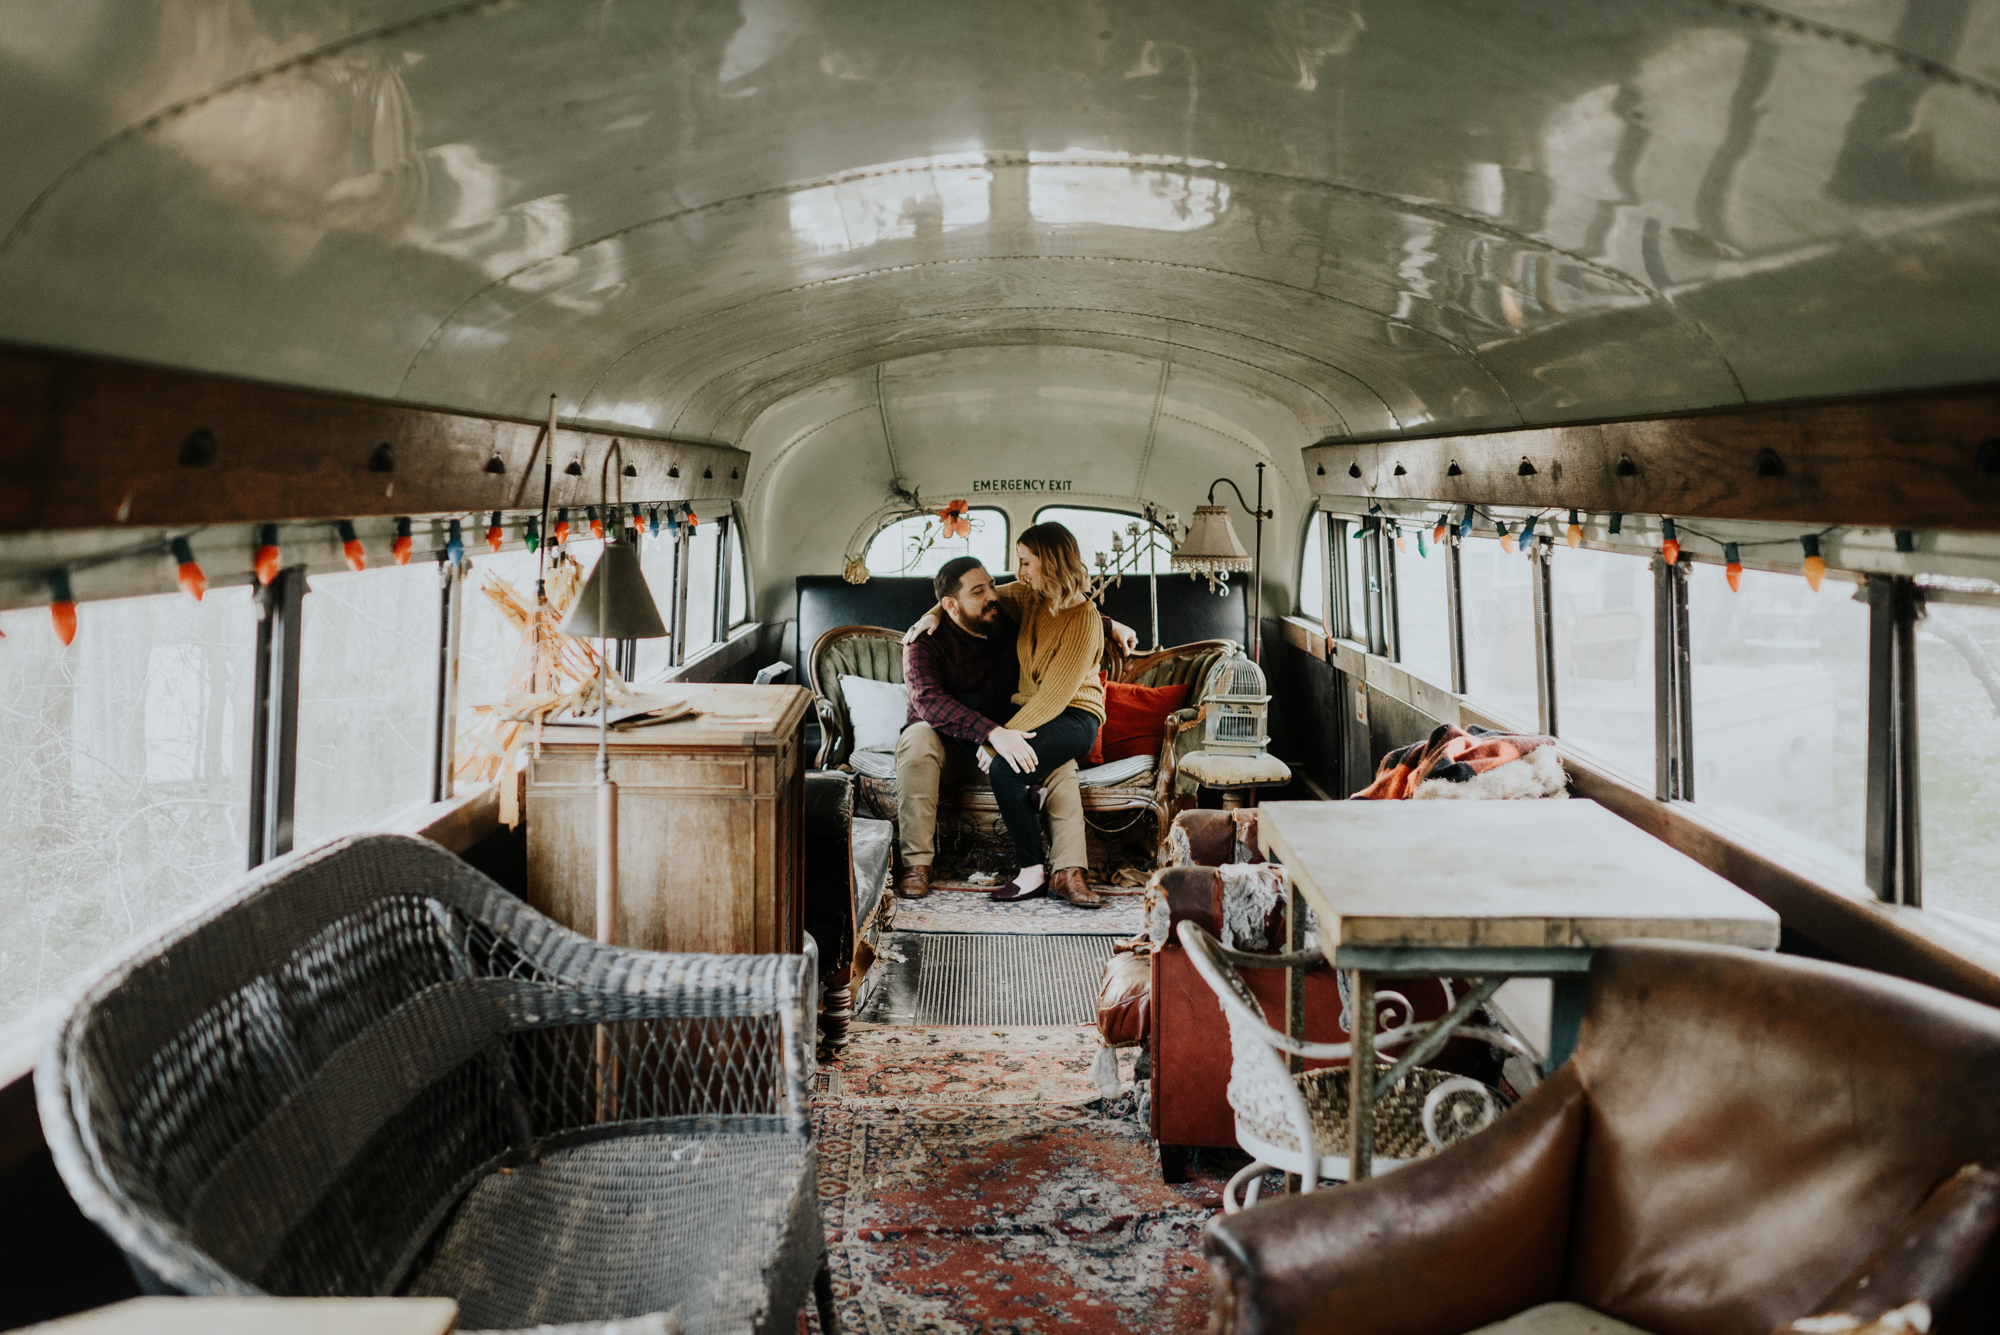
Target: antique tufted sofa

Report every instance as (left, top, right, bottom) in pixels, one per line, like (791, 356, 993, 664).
(807, 624, 1235, 860)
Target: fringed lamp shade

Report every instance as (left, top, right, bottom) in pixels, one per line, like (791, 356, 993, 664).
(1171, 506, 1252, 577)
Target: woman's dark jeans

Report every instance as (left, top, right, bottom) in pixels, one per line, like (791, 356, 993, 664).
(951, 695, 1101, 867)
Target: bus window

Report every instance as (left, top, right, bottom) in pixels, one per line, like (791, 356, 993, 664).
(1297, 513, 1326, 624)
(1458, 535, 1539, 729)
(1550, 546, 1655, 785)
(1339, 520, 1366, 642)
(682, 517, 722, 658)
(292, 564, 437, 849)
(1393, 530, 1451, 687)
(865, 508, 1008, 577)
(0, 588, 256, 1026)
(1034, 506, 1151, 580)
(726, 520, 750, 628)
(1688, 563, 1868, 884)
(1919, 602, 2000, 923)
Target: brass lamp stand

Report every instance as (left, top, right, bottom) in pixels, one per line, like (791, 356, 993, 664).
(559, 441, 670, 1118)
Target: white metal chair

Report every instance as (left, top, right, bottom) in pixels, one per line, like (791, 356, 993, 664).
(1176, 919, 1527, 1212)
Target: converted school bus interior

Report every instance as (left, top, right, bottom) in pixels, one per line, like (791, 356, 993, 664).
(2, 3, 1999, 1334)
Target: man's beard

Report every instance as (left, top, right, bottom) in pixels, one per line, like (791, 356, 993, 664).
(967, 602, 1003, 629)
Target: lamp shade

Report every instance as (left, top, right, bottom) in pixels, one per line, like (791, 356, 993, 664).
(1171, 505, 1252, 574)
(560, 540, 669, 639)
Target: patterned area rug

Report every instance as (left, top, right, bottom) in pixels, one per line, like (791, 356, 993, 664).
(816, 1025, 1137, 1105)
(895, 885, 1146, 936)
(800, 1026, 1219, 1333)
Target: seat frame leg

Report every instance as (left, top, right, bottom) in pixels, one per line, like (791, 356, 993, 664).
(1159, 1143, 1195, 1183)
(813, 1257, 841, 1335)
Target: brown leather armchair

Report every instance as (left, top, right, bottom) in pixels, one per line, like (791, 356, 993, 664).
(1202, 940, 2000, 1335)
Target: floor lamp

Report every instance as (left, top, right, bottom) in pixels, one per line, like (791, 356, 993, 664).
(1173, 462, 1271, 663)
(560, 444, 669, 1119)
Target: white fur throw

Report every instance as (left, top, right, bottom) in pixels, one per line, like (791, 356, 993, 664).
(1413, 745, 1568, 801)
(1220, 863, 1289, 949)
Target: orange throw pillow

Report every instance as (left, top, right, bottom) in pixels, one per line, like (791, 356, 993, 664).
(1088, 678, 1191, 765)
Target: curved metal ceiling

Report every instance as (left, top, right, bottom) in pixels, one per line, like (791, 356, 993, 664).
(2, 0, 1995, 486)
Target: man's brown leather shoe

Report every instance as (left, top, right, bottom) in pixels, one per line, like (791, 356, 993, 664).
(1049, 867, 1106, 908)
(896, 864, 932, 899)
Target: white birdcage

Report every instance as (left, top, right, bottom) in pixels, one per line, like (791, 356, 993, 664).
(1178, 648, 1292, 797)
(1201, 651, 1272, 757)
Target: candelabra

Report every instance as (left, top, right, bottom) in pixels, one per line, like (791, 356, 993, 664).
(1088, 502, 1180, 653)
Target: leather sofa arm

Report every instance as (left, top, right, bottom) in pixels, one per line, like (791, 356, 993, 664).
(1202, 1064, 1588, 1335)
(1776, 1164, 2000, 1335)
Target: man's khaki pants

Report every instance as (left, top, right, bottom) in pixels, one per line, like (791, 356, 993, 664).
(894, 722, 1087, 871)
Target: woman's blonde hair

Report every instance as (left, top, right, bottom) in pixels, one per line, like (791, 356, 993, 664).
(1015, 521, 1091, 609)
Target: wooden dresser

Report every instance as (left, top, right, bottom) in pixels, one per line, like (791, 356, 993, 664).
(524, 682, 810, 955)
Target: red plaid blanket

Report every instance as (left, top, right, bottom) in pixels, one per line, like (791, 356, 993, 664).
(1352, 723, 1556, 800)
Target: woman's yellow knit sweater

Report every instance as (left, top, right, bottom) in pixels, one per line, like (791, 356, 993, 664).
(930, 580, 1104, 734)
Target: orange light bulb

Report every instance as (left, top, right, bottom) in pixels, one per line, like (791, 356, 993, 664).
(487, 512, 504, 554)
(170, 538, 206, 601)
(1724, 542, 1742, 592)
(1432, 519, 1448, 546)
(337, 521, 366, 571)
(1660, 519, 1679, 567)
(47, 570, 77, 645)
(1801, 534, 1825, 592)
(1566, 509, 1582, 549)
(253, 525, 281, 585)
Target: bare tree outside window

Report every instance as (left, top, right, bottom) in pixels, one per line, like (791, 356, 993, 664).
(0, 590, 255, 1027)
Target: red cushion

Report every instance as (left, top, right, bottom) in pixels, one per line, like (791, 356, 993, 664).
(1088, 677, 1190, 765)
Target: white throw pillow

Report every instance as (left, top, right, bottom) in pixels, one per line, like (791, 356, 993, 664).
(839, 675, 910, 754)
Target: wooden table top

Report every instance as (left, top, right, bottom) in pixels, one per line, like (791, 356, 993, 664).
(1257, 799, 1781, 952)
(28, 1297, 457, 1335)
(533, 681, 811, 750)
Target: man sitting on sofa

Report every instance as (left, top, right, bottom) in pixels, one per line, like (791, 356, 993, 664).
(894, 555, 1136, 907)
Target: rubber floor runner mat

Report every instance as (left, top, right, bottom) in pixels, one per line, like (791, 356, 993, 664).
(860, 932, 1118, 1026)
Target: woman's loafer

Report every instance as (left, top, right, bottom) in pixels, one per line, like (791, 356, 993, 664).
(990, 878, 1047, 903)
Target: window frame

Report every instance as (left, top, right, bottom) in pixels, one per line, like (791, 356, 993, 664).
(862, 505, 1010, 578)
(1295, 511, 1993, 928)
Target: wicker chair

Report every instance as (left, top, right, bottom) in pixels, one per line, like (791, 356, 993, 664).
(36, 833, 837, 1335)
(1176, 920, 1522, 1213)
(808, 624, 1235, 839)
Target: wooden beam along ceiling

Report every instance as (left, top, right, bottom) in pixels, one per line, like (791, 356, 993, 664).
(0, 344, 749, 536)
(1303, 384, 2000, 534)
